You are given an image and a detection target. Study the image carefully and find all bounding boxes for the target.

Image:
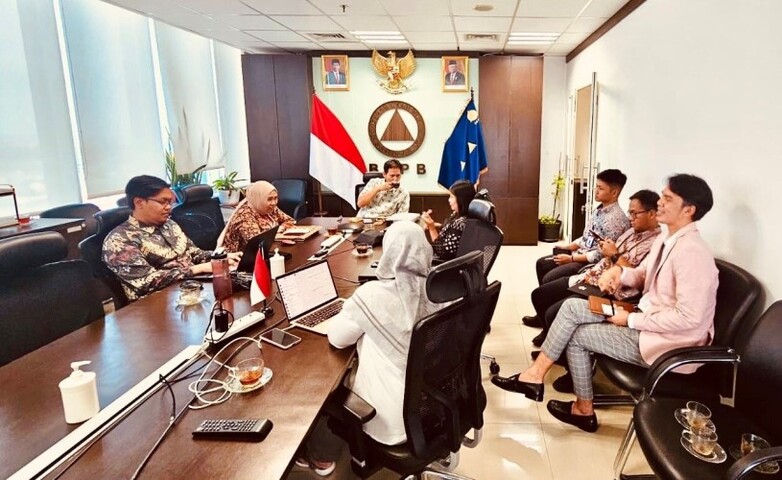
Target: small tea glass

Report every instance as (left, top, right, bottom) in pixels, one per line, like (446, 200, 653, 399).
(229, 357, 265, 387)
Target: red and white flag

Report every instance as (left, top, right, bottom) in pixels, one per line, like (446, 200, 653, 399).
(250, 247, 271, 306)
(309, 95, 366, 209)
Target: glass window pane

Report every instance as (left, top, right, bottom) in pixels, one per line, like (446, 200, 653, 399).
(213, 41, 250, 182)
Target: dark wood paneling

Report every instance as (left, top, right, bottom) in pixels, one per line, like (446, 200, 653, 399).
(494, 197, 539, 245)
(509, 57, 543, 197)
(274, 55, 312, 179)
(478, 56, 510, 198)
(242, 55, 281, 180)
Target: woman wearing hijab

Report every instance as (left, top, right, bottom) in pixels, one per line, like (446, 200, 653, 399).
(421, 179, 475, 261)
(217, 180, 295, 253)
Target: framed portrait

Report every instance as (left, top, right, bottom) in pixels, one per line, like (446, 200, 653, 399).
(322, 55, 349, 91)
(442, 56, 469, 92)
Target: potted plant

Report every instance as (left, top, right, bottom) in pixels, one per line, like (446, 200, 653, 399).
(538, 170, 565, 242)
(212, 171, 245, 205)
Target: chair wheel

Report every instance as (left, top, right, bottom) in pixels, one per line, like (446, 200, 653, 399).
(489, 361, 500, 375)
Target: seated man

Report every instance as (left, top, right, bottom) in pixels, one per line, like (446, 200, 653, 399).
(524, 168, 630, 328)
(494, 174, 717, 433)
(528, 190, 661, 348)
(356, 159, 410, 218)
(103, 175, 239, 302)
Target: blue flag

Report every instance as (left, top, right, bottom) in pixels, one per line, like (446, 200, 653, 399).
(438, 99, 488, 188)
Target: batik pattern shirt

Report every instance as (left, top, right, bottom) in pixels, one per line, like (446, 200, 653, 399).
(432, 215, 467, 261)
(357, 178, 410, 218)
(102, 216, 210, 302)
(576, 202, 631, 263)
(220, 202, 294, 253)
(572, 226, 661, 299)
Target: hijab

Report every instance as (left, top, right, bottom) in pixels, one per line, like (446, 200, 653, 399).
(245, 181, 277, 214)
(341, 221, 440, 370)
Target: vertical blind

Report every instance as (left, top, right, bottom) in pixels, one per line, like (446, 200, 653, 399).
(213, 42, 251, 182)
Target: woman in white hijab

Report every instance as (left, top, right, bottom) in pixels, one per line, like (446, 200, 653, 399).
(328, 221, 441, 445)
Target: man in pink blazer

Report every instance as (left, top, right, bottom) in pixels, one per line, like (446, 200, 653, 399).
(492, 174, 717, 432)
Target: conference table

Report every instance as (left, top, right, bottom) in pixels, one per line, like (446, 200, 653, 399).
(0, 217, 379, 479)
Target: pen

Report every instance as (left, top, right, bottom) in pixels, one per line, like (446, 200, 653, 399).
(610, 299, 615, 316)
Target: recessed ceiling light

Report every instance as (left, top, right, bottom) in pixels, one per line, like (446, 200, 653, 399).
(508, 32, 559, 44)
(473, 4, 494, 12)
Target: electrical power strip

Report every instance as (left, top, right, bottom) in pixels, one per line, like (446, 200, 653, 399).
(204, 310, 265, 344)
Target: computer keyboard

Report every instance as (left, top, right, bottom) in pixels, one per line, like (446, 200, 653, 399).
(296, 301, 343, 327)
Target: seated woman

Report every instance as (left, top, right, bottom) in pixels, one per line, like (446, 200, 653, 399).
(421, 179, 475, 261)
(217, 180, 295, 253)
(328, 221, 442, 446)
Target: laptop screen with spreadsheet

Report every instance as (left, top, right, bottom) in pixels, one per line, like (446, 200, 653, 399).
(276, 260, 339, 320)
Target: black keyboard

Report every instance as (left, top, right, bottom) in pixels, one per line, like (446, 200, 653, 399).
(295, 301, 343, 328)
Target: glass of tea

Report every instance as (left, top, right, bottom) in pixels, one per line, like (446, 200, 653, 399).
(230, 357, 265, 387)
(685, 401, 712, 430)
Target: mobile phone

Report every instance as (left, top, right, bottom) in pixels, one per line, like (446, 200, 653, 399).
(590, 229, 605, 241)
(260, 328, 301, 349)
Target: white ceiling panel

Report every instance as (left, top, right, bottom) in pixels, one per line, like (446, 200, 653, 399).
(205, 30, 267, 43)
(545, 44, 576, 55)
(581, 0, 628, 18)
(241, 0, 322, 15)
(393, 16, 454, 32)
(567, 17, 608, 33)
(173, 0, 256, 15)
(271, 15, 344, 31)
(459, 40, 505, 51)
(362, 42, 413, 52)
(557, 32, 591, 44)
(268, 41, 323, 49)
(378, 0, 450, 16)
(155, 13, 232, 31)
(505, 44, 548, 54)
(404, 31, 457, 43)
(450, 0, 519, 17)
(517, 0, 591, 18)
(105, 0, 191, 15)
(307, 0, 387, 15)
(453, 16, 512, 32)
(408, 42, 458, 50)
(210, 14, 286, 30)
(312, 42, 369, 50)
(330, 15, 399, 31)
(246, 30, 309, 42)
(511, 17, 573, 32)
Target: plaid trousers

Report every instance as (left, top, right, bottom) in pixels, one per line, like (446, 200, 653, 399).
(541, 297, 647, 400)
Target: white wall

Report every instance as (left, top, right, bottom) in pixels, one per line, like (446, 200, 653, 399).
(313, 57, 479, 193)
(539, 56, 568, 220)
(563, 0, 782, 304)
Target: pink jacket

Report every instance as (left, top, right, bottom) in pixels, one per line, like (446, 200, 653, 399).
(623, 222, 718, 373)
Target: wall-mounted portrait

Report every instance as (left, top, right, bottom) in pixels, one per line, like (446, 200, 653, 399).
(442, 56, 468, 92)
(322, 55, 349, 91)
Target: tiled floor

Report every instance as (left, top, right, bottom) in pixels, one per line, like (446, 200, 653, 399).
(288, 245, 653, 479)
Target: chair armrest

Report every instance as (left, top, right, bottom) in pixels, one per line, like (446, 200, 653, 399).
(725, 447, 782, 480)
(643, 345, 739, 397)
(292, 202, 307, 220)
(337, 387, 376, 424)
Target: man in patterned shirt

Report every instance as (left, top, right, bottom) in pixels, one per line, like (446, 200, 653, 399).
(103, 175, 240, 302)
(357, 159, 410, 218)
(525, 169, 631, 329)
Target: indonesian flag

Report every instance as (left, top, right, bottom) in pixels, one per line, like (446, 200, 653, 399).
(250, 246, 271, 306)
(309, 95, 366, 209)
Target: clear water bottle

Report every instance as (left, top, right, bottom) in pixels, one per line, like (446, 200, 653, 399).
(211, 250, 232, 301)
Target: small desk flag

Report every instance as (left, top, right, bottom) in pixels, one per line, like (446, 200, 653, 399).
(250, 246, 271, 306)
(437, 99, 488, 188)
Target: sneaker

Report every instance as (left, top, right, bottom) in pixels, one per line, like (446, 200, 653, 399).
(312, 460, 336, 477)
(295, 457, 310, 469)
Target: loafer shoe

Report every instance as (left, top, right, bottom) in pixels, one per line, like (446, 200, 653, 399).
(491, 373, 544, 402)
(522, 315, 543, 328)
(532, 330, 547, 347)
(553, 372, 574, 394)
(546, 400, 598, 433)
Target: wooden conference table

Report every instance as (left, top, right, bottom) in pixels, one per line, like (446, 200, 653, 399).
(0, 217, 378, 480)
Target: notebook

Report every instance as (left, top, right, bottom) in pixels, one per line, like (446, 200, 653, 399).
(276, 260, 344, 335)
(275, 225, 320, 242)
(567, 282, 605, 298)
(235, 225, 280, 273)
(587, 295, 635, 317)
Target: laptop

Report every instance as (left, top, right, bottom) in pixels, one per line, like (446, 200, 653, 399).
(235, 225, 280, 273)
(276, 260, 344, 335)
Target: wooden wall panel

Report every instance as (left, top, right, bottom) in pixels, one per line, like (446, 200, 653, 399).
(478, 56, 510, 199)
(273, 56, 312, 180)
(242, 55, 281, 181)
(509, 57, 542, 197)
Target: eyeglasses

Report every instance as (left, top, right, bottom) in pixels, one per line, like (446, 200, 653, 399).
(146, 197, 176, 208)
(627, 209, 651, 218)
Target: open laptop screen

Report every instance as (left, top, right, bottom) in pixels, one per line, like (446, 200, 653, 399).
(276, 260, 338, 319)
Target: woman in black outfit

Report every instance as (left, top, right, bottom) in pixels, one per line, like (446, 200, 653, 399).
(422, 180, 476, 260)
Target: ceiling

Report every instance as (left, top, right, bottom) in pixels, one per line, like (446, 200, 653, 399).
(103, 0, 629, 56)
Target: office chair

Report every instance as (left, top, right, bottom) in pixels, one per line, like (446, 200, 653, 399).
(354, 172, 385, 206)
(331, 251, 502, 479)
(629, 301, 782, 480)
(170, 184, 224, 250)
(79, 207, 132, 309)
(39, 202, 101, 237)
(607, 259, 764, 479)
(0, 231, 104, 366)
(271, 178, 308, 220)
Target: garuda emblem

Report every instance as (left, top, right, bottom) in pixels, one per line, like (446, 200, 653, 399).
(371, 49, 416, 94)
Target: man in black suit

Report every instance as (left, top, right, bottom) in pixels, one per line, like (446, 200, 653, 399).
(444, 60, 465, 85)
(325, 58, 346, 85)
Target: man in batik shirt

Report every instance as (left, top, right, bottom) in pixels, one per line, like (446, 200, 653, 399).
(103, 175, 239, 302)
(357, 159, 410, 218)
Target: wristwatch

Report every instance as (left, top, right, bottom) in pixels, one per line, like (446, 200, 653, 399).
(610, 254, 620, 264)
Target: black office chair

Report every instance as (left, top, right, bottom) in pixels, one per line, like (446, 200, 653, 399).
(0, 232, 104, 366)
(271, 178, 308, 220)
(608, 259, 764, 479)
(354, 172, 385, 206)
(116, 196, 128, 207)
(170, 184, 224, 250)
(79, 207, 132, 309)
(40, 202, 101, 237)
(630, 301, 782, 480)
(331, 251, 502, 479)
